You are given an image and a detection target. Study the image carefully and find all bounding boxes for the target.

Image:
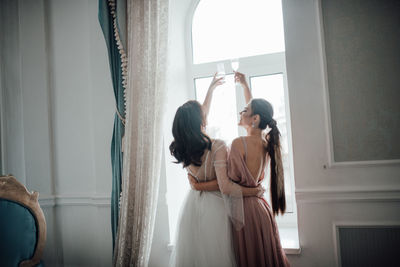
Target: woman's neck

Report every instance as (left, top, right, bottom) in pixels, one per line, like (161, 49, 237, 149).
(246, 127, 262, 137)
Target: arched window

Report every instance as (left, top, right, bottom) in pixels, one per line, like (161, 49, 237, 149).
(192, 0, 285, 64)
(166, 0, 299, 250)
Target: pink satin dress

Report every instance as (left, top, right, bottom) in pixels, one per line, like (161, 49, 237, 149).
(228, 137, 290, 267)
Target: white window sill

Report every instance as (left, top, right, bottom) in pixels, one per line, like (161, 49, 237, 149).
(279, 227, 301, 254)
(167, 227, 301, 255)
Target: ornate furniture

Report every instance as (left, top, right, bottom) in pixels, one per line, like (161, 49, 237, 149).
(0, 174, 46, 267)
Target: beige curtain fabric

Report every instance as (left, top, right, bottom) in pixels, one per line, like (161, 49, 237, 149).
(113, 0, 169, 266)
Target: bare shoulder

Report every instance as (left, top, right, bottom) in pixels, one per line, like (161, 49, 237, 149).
(231, 137, 245, 153)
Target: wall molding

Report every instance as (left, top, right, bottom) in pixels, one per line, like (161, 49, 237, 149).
(38, 187, 400, 208)
(315, 0, 400, 169)
(296, 188, 400, 203)
(39, 194, 111, 208)
(328, 159, 400, 168)
(332, 220, 400, 267)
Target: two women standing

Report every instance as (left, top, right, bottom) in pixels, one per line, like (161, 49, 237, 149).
(169, 72, 290, 267)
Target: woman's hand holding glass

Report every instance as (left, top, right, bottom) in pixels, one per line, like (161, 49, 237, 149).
(234, 71, 252, 103)
(234, 71, 249, 88)
(202, 72, 225, 120)
(209, 72, 225, 91)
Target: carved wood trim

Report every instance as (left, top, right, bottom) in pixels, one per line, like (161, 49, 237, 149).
(0, 174, 47, 267)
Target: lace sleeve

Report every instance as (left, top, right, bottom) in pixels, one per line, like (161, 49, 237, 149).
(213, 140, 244, 230)
(214, 141, 239, 195)
(227, 143, 243, 183)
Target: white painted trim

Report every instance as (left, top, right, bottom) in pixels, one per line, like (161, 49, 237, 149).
(332, 221, 341, 267)
(333, 220, 400, 227)
(315, 0, 400, 168)
(328, 159, 400, 168)
(0, 26, 4, 175)
(296, 188, 400, 203)
(284, 247, 301, 255)
(332, 220, 400, 267)
(37, 196, 56, 208)
(17, 0, 27, 186)
(43, 0, 57, 197)
(0, 2, 4, 175)
(38, 194, 111, 208)
(185, 0, 200, 99)
(315, 0, 335, 168)
(167, 243, 301, 255)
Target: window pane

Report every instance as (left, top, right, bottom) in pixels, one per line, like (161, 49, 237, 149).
(192, 0, 285, 64)
(250, 74, 293, 212)
(195, 74, 238, 143)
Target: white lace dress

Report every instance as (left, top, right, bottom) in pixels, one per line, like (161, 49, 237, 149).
(170, 139, 241, 267)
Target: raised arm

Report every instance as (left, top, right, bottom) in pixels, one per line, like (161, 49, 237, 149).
(202, 73, 225, 121)
(234, 71, 252, 104)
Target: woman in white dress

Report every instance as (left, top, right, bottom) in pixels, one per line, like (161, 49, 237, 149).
(169, 75, 264, 267)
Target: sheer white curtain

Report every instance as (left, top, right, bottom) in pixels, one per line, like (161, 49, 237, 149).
(113, 0, 169, 266)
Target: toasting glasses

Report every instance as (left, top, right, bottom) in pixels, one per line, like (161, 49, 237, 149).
(215, 59, 239, 84)
(231, 58, 239, 84)
(231, 58, 239, 72)
(216, 63, 226, 79)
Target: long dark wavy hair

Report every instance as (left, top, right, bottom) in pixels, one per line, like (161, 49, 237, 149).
(169, 100, 212, 167)
(251, 98, 286, 215)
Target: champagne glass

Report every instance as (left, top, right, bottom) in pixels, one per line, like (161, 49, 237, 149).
(231, 58, 239, 72)
(216, 63, 226, 79)
(216, 63, 227, 98)
(231, 58, 239, 84)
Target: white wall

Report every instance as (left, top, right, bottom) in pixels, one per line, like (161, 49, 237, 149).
(281, 0, 400, 266)
(0, 0, 27, 186)
(1, 0, 114, 266)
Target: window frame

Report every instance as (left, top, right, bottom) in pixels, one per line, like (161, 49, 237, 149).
(162, 0, 299, 241)
(186, 2, 297, 229)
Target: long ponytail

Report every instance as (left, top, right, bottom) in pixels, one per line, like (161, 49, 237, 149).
(251, 99, 286, 215)
(265, 119, 286, 215)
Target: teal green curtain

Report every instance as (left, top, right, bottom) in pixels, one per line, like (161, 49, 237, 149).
(98, 0, 126, 250)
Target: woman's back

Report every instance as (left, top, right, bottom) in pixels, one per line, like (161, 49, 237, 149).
(230, 136, 267, 184)
(186, 139, 225, 183)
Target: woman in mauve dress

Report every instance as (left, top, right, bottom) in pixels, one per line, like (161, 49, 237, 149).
(228, 71, 290, 267)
